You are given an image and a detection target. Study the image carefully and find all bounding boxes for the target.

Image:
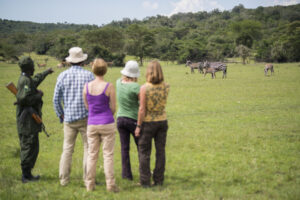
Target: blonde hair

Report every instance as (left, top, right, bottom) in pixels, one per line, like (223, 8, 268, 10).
(92, 58, 107, 76)
(122, 75, 137, 82)
(146, 60, 164, 84)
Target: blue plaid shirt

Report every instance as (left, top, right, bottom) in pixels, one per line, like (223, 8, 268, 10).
(53, 65, 94, 123)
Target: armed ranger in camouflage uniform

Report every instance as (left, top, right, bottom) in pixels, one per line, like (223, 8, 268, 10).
(16, 56, 53, 183)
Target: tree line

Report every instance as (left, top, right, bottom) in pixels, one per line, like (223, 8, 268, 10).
(0, 3, 299, 65)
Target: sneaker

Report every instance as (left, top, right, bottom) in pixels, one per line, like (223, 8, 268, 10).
(107, 185, 120, 193)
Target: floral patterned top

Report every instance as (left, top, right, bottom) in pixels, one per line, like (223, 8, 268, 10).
(144, 82, 170, 122)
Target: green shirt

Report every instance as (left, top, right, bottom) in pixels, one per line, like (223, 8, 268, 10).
(116, 78, 140, 120)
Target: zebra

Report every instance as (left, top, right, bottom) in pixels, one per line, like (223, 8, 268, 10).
(185, 60, 204, 74)
(203, 61, 227, 79)
(264, 63, 274, 76)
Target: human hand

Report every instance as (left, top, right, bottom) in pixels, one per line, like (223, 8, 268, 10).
(135, 127, 140, 137)
(59, 114, 64, 123)
(48, 68, 54, 74)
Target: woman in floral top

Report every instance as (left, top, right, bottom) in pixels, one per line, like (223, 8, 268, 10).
(135, 60, 170, 187)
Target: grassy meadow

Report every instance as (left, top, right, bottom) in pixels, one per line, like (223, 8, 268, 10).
(0, 56, 299, 200)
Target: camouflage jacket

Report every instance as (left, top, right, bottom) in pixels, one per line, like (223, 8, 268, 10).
(16, 69, 51, 134)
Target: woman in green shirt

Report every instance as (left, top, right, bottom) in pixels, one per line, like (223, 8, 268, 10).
(116, 60, 140, 180)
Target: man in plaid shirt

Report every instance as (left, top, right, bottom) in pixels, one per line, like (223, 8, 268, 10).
(53, 47, 94, 186)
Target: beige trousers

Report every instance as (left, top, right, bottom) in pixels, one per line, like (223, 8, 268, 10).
(85, 123, 116, 191)
(59, 118, 88, 186)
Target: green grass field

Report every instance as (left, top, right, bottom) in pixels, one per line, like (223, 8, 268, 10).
(0, 57, 299, 200)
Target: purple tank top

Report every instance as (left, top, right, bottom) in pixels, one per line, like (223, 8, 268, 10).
(86, 82, 115, 125)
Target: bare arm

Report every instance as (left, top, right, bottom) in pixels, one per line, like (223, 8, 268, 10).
(83, 83, 88, 110)
(108, 83, 116, 115)
(135, 85, 146, 137)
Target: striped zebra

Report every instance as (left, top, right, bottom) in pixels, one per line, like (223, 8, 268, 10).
(185, 60, 204, 74)
(264, 63, 274, 76)
(203, 61, 227, 79)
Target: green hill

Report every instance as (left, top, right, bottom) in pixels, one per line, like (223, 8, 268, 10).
(0, 4, 299, 63)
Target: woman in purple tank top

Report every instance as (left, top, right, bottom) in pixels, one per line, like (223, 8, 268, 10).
(83, 58, 119, 192)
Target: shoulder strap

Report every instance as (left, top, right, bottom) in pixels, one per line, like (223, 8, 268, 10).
(102, 82, 110, 94)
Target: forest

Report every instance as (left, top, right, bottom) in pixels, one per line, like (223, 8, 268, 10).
(0, 3, 299, 65)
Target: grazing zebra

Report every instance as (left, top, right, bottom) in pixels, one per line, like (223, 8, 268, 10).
(185, 60, 204, 74)
(264, 63, 274, 76)
(203, 61, 227, 79)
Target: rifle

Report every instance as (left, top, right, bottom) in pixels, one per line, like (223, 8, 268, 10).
(6, 82, 50, 137)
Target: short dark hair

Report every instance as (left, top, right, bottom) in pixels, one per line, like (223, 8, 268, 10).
(70, 61, 84, 66)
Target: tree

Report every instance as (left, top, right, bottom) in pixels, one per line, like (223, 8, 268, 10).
(84, 44, 113, 62)
(231, 20, 262, 48)
(34, 34, 54, 55)
(232, 4, 245, 14)
(0, 41, 20, 62)
(82, 27, 124, 53)
(255, 40, 272, 62)
(177, 39, 208, 63)
(48, 34, 78, 60)
(125, 24, 155, 66)
(236, 45, 251, 64)
(284, 21, 300, 61)
(271, 42, 287, 62)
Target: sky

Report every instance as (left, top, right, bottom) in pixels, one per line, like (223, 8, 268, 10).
(0, 0, 299, 26)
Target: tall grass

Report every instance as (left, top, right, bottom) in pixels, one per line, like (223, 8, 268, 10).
(0, 58, 299, 199)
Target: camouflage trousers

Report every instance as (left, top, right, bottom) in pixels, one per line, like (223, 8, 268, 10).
(18, 131, 39, 174)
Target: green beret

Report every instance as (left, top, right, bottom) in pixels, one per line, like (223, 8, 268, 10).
(18, 56, 34, 71)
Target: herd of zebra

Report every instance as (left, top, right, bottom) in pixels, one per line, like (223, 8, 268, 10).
(186, 60, 274, 79)
(186, 60, 227, 79)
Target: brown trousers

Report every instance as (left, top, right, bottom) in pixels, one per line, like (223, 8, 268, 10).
(138, 120, 168, 186)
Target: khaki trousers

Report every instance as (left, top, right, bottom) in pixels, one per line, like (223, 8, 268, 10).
(85, 123, 116, 191)
(59, 118, 88, 186)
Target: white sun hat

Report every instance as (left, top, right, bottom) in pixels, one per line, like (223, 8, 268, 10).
(65, 47, 88, 63)
(121, 60, 140, 78)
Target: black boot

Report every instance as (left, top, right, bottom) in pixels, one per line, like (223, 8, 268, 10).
(21, 168, 40, 183)
(29, 173, 40, 181)
(21, 168, 31, 183)
(28, 169, 40, 181)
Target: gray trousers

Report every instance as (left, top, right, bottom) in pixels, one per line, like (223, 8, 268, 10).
(138, 120, 168, 186)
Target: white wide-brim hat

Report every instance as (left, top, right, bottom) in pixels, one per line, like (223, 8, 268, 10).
(121, 60, 140, 78)
(65, 47, 88, 63)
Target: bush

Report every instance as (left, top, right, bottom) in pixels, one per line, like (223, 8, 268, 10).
(112, 53, 125, 66)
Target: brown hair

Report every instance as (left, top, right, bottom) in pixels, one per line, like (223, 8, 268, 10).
(146, 60, 164, 84)
(92, 58, 107, 76)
